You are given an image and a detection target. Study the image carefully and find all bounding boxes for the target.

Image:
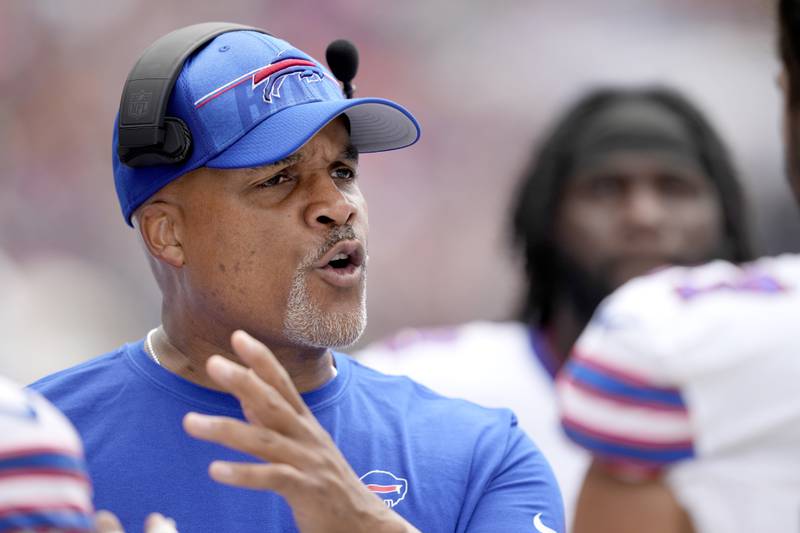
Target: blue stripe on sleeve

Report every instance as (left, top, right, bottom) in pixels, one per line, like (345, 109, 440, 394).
(0, 452, 85, 474)
(0, 510, 93, 532)
(562, 424, 694, 465)
(567, 359, 686, 408)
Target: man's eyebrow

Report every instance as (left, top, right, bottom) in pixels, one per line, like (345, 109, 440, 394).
(341, 143, 359, 163)
(243, 154, 302, 175)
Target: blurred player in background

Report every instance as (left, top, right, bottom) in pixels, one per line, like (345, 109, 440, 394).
(357, 86, 753, 528)
(557, 2, 800, 531)
(29, 23, 564, 533)
(0, 375, 175, 532)
(0, 376, 93, 532)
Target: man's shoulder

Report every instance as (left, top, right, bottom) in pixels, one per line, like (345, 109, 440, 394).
(338, 355, 564, 532)
(605, 255, 800, 321)
(28, 343, 133, 404)
(584, 255, 800, 365)
(345, 352, 557, 475)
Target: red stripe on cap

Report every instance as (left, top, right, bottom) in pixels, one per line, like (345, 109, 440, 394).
(252, 59, 316, 85)
(195, 59, 318, 109)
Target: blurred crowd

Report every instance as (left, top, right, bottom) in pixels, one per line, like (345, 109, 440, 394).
(1, 1, 797, 380)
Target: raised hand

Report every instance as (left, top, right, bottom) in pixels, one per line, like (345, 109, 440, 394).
(183, 330, 419, 533)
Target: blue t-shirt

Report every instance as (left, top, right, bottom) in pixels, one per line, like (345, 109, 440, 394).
(30, 340, 564, 533)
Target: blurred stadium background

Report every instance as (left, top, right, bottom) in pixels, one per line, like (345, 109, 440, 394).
(0, 0, 794, 383)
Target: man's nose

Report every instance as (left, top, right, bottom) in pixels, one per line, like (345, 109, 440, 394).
(303, 176, 358, 229)
(622, 188, 668, 231)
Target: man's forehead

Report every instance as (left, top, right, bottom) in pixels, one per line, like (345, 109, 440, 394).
(241, 142, 359, 175)
(572, 148, 707, 179)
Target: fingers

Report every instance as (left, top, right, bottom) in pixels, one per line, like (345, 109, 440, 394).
(208, 460, 303, 493)
(230, 330, 310, 415)
(183, 413, 316, 467)
(144, 513, 179, 533)
(95, 511, 179, 533)
(205, 355, 303, 436)
(95, 510, 124, 533)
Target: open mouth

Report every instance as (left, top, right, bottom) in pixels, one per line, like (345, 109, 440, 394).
(312, 240, 365, 287)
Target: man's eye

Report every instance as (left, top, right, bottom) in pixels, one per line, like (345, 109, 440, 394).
(587, 176, 625, 197)
(257, 174, 292, 188)
(658, 175, 696, 196)
(332, 167, 356, 181)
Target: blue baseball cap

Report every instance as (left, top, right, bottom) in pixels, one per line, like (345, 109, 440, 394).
(112, 30, 421, 225)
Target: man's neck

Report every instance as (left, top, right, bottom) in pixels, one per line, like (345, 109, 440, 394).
(148, 321, 336, 394)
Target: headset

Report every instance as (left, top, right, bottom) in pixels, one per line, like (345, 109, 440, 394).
(117, 23, 359, 168)
(117, 22, 269, 168)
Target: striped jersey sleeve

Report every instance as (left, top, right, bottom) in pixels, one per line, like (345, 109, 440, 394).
(0, 376, 93, 532)
(556, 272, 695, 478)
(557, 351, 693, 477)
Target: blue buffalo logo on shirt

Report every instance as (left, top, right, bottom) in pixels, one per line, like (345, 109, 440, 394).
(360, 470, 408, 508)
(194, 56, 329, 109)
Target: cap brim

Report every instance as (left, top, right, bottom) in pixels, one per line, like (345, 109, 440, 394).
(206, 97, 420, 169)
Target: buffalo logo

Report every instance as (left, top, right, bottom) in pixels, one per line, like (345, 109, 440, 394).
(360, 470, 408, 508)
(194, 56, 330, 109)
(127, 90, 152, 119)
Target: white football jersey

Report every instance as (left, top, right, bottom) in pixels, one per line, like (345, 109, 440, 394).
(0, 375, 93, 531)
(557, 254, 800, 532)
(357, 321, 589, 528)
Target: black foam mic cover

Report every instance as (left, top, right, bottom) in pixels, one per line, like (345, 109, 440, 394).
(326, 39, 359, 98)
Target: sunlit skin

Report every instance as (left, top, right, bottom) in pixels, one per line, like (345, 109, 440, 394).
(133, 118, 366, 393)
(573, 462, 694, 533)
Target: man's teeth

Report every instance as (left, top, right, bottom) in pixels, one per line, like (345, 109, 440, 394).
(331, 253, 348, 261)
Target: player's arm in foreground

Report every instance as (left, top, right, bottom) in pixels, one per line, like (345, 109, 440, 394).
(0, 378, 178, 533)
(182, 330, 421, 533)
(572, 461, 693, 533)
(0, 381, 94, 532)
(555, 272, 699, 533)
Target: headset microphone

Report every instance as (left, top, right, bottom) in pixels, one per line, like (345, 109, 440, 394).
(325, 39, 359, 99)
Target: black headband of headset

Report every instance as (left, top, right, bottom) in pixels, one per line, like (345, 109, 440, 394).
(117, 22, 270, 159)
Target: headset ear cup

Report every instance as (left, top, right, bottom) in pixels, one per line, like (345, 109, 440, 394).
(118, 117, 191, 167)
(161, 117, 192, 164)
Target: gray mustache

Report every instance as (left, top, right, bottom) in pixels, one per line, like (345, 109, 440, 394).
(322, 225, 358, 250)
(302, 225, 362, 270)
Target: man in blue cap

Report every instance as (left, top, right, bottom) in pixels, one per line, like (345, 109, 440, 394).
(30, 24, 563, 533)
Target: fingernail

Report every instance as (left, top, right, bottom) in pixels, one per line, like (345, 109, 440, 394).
(209, 355, 236, 380)
(236, 330, 260, 350)
(210, 461, 234, 480)
(185, 412, 213, 431)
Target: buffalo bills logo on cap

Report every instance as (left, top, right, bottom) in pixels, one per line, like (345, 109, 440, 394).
(193, 55, 333, 109)
(360, 470, 408, 508)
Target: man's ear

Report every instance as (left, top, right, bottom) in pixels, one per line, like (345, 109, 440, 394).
(137, 202, 185, 268)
